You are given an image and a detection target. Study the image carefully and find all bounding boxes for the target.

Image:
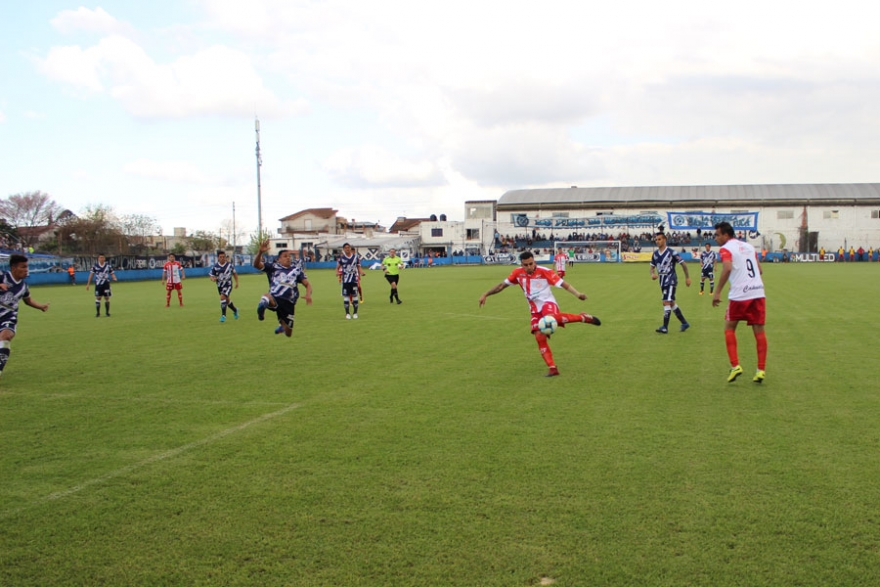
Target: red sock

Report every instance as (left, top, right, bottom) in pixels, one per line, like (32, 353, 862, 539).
(725, 330, 739, 367)
(557, 312, 582, 326)
(165, 292, 171, 305)
(535, 332, 556, 368)
(755, 331, 767, 370)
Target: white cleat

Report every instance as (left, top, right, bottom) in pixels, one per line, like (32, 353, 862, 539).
(353, 313, 358, 319)
(345, 314, 352, 320)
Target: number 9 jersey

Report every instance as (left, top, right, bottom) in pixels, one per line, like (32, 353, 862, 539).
(720, 239, 765, 301)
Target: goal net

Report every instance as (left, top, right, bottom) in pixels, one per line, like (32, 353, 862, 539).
(553, 241, 621, 263)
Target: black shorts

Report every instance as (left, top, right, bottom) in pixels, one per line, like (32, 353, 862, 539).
(701, 269, 714, 279)
(660, 284, 677, 302)
(385, 274, 400, 285)
(217, 283, 232, 297)
(272, 298, 297, 329)
(341, 282, 359, 297)
(95, 283, 112, 298)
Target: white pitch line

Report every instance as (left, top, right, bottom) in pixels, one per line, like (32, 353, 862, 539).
(1, 402, 300, 518)
(439, 312, 512, 321)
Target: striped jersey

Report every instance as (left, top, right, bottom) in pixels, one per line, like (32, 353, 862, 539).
(262, 261, 307, 303)
(505, 266, 563, 314)
(90, 262, 115, 286)
(700, 250, 716, 272)
(0, 271, 30, 322)
(337, 253, 362, 284)
(209, 261, 236, 288)
(650, 247, 685, 287)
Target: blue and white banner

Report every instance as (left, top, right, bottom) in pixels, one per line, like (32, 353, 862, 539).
(667, 212, 759, 231)
(513, 214, 662, 229)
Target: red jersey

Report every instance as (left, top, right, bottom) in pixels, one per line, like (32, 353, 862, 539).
(163, 261, 183, 285)
(505, 266, 564, 314)
(554, 253, 567, 273)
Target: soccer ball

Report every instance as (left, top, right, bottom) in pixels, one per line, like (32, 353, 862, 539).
(537, 315, 558, 335)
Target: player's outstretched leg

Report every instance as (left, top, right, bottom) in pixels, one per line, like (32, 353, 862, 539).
(672, 304, 689, 331)
(257, 295, 273, 321)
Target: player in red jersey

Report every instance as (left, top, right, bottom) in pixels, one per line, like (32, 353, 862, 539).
(161, 253, 186, 307)
(554, 250, 567, 277)
(479, 251, 601, 377)
(712, 221, 767, 383)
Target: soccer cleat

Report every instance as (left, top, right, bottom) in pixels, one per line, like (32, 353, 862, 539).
(545, 367, 560, 377)
(396, 299, 402, 304)
(96, 313, 100, 318)
(274, 325, 284, 335)
(727, 365, 744, 382)
(655, 327, 668, 334)
(353, 313, 358, 319)
(580, 313, 601, 326)
(220, 315, 226, 323)
(680, 322, 690, 332)
(106, 313, 110, 317)
(233, 310, 239, 320)
(699, 291, 704, 296)
(346, 314, 352, 320)
(257, 300, 267, 321)
(753, 370, 766, 384)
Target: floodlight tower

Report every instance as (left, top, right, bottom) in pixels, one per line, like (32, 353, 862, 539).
(255, 117, 263, 238)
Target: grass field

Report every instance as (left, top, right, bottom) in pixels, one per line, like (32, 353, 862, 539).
(1, 262, 879, 586)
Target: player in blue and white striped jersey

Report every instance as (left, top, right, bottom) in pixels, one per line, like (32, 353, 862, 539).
(209, 250, 239, 323)
(0, 255, 49, 378)
(337, 243, 365, 320)
(253, 240, 312, 337)
(699, 243, 716, 295)
(649, 232, 691, 334)
(85, 253, 117, 317)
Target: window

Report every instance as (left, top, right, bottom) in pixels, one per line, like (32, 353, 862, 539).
(431, 228, 443, 237)
(872, 210, 880, 219)
(275, 242, 286, 248)
(823, 210, 839, 219)
(466, 229, 480, 240)
(551, 212, 569, 218)
(776, 210, 794, 219)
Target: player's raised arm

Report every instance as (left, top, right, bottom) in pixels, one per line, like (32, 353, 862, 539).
(561, 281, 587, 301)
(479, 282, 509, 306)
(253, 240, 269, 270)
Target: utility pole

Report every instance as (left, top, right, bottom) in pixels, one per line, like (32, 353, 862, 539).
(255, 118, 263, 239)
(232, 201, 237, 265)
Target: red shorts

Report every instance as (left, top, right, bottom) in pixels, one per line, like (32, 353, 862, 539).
(725, 297, 765, 325)
(556, 270, 566, 278)
(166, 282, 183, 291)
(530, 301, 560, 332)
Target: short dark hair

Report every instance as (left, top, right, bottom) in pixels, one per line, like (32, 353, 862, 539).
(277, 249, 291, 257)
(342, 242, 351, 248)
(217, 250, 226, 255)
(97, 252, 105, 257)
(519, 251, 534, 261)
(9, 254, 27, 267)
(714, 222, 735, 237)
(655, 231, 666, 238)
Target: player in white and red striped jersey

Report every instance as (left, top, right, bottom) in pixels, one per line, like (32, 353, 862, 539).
(479, 251, 601, 377)
(554, 251, 567, 277)
(162, 253, 186, 307)
(711, 221, 767, 383)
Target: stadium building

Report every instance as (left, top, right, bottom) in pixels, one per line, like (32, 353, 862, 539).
(492, 183, 880, 254)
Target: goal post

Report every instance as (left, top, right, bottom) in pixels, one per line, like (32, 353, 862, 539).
(553, 241, 622, 263)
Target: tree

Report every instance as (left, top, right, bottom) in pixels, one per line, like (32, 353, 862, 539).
(0, 191, 64, 248)
(121, 214, 161, 253)
(188, 230, 223, 254)
(57, 204, 125, 255)
(246, 229, 273, 255)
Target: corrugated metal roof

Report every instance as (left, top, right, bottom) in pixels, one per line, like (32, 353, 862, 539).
(497, 183, 880, 208)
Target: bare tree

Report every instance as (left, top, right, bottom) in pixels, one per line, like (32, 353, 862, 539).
(0, 191, 64, 248)
(188, 230, 223, 254)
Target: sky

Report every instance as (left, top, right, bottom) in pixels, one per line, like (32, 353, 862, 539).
(2, 1, 879, 239)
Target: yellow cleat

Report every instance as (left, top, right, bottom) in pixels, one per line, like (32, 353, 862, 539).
(727, 365, 744, 382)
(699, 291, 704, 295)
(753, 370, 765, 383)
